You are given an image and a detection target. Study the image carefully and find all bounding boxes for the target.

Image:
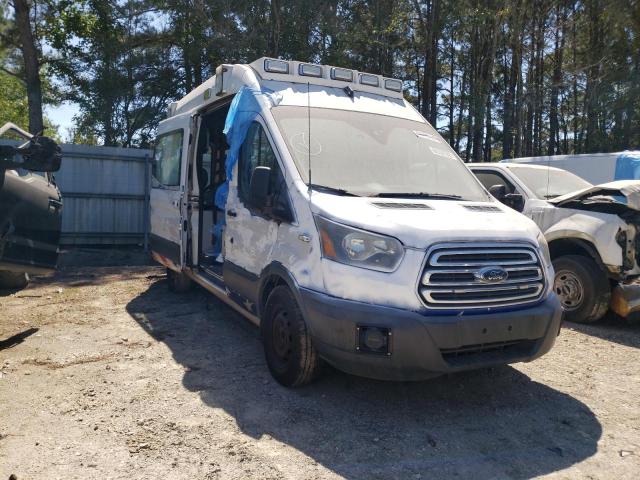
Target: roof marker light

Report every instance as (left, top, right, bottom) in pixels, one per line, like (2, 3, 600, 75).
(264, 59, 290, 74)
(359, 73, 380, 87)
(331, 67, 354, 82)
(299, 63, 322, 78)
(384, 78, 403, 92)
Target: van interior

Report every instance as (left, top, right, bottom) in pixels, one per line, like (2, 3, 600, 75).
(194, 101, 232, 278)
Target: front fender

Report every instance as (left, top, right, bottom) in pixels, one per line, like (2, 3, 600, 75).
(544, 212, 627, 268)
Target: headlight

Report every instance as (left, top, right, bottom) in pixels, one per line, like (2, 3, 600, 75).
(536, 231, 552, 267)
(314, 216, 404, 272)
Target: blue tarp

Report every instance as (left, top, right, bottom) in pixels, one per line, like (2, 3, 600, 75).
(614, 152, 640, 180)
(211, 86, 280, 256)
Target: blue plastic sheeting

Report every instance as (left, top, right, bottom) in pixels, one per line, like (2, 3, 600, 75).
(211, 86, 281, 256)
(614, 152, 640, 180)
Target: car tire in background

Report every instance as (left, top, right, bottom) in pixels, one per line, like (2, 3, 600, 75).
(553, 255, 610, 324)
(167, 268, 192, 293)
(262, 285, 322, 387)
(0, 270, 29, 290)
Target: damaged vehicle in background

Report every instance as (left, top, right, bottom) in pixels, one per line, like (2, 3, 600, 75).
(470, 162, 640, 324)
(0, 123, 62, 289)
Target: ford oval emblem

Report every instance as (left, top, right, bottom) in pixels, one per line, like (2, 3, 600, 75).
(475, 266, 509, 283)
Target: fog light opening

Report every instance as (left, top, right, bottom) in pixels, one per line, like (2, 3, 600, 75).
(356, 326, 392, 356)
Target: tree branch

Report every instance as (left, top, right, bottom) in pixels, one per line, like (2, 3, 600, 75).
(0, 66, 25, 84)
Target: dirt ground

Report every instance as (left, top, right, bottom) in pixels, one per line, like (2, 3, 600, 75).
(1, 250, 639, 479)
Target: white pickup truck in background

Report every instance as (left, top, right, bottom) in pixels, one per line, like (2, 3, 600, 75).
(469, 162, 640, 324)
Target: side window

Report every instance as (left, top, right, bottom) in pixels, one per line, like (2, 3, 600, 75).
(239, 122, 292, 222)
(152, 130, 183, 187)
(474, 170, 516, 194)
(239, 122, 275, 199)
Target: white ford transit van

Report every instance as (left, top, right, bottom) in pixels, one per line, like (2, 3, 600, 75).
(149, 58, 562, 386)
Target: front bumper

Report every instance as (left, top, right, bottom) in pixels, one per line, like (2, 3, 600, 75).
(299, 288, 563, 381)
(611, 280, 640, 319)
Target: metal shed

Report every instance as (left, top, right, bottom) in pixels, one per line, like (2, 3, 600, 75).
(54, 144, 152, 245)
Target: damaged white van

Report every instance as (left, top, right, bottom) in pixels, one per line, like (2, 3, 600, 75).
(149, 58, 562, 386)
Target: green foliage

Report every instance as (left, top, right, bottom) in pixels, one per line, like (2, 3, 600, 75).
(0, 71, 29, 126)
(22, 0, 639, 155)
(0, 69, 60, 139)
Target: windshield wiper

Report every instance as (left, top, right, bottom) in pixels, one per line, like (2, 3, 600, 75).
(310, 184, 361, 197)
(371, 192, 463, 200)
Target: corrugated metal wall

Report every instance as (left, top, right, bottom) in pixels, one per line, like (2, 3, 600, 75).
(1, 140, 152, 245)
(55, 144, 152, 245)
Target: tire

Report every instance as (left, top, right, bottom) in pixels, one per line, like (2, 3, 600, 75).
(261, 285, 322, 387)
(553, 255, 610, 324)
(0, 270, 29, 290)
(167, 268, 192, 293)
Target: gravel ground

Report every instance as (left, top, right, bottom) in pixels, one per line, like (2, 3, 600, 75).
(1, 254, 639, 479)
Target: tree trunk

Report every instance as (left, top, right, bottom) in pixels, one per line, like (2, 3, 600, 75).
(548, 4, 565, 155)
(471, 10, 500, 162)
(503, 3, 523, 159)
(584, 0, 602, 153)
(524, 36, 535, 156)
(428, 0, 440, 125)
(533, 8, 545, 156)
(514, 36, 524, 157)
(414, 0, 441, 124)
(270, 0, 281, 57)
(448, 36, 455, 146)
(13, 0, 44, 134)
(455, 67, 467, 154)
(484, 93, 492, 162)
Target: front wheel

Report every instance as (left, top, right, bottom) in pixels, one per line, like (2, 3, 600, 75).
(553, 255, 610, 324)
(262, 286, 322, 387)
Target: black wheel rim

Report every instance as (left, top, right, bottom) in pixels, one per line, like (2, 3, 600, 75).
(271, 309, 293, 369)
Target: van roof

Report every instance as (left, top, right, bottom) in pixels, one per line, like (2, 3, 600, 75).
(168, 57, 405, 118)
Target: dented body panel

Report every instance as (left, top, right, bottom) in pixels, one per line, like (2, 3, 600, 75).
(526, 198, 633, 275)
(470, 163, 640, 318)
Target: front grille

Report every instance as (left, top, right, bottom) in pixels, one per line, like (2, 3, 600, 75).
(440, 339, 537, 366)
(420, 243, 545, 309)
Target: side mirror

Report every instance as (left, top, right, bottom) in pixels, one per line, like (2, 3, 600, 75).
(250, 166, 271, 209)
(488, 184, 506, 201)
(504, 193, 525, 212)
(488, 184, 524, 212)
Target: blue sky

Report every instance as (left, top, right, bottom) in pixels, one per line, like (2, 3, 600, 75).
(45, 102, 79, 141)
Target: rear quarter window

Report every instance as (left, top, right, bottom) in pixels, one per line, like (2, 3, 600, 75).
(152, 130, 183, 187)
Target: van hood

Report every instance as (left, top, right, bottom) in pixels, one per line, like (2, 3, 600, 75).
(309, 193, 540, 249)
(550, 180, 640, 211)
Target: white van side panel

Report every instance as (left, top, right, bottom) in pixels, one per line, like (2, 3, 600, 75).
(223, 165, 278, 274)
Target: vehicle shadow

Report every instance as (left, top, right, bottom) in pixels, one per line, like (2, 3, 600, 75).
(127, 281, 602, 479)
(0, 327, 39, 351)
(564, 313, 640, 349)
(0, 287, 22, 297)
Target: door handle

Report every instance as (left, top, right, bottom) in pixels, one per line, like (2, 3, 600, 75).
(48, 198, 62, 212)
(227, 209, 237, 217)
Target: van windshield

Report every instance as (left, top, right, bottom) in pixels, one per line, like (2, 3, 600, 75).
(271, 106, 489, 201)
